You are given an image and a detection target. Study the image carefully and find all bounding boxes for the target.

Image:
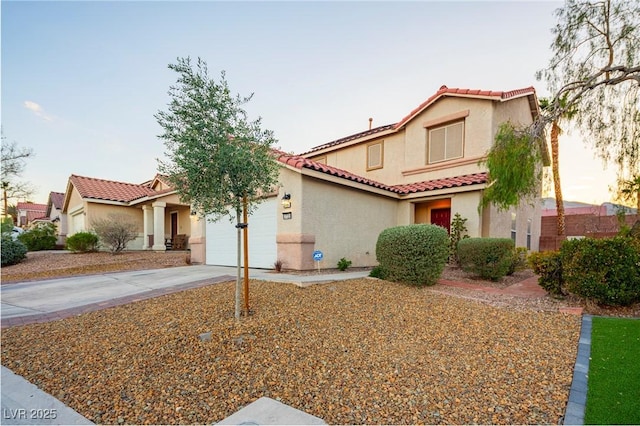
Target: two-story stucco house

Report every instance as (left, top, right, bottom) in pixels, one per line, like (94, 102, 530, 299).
(201, 85, 549, 270)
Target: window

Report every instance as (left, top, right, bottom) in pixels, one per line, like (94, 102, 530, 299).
(526, 218, 532, 250)
(367, 141, 384, 170)
(427, 121, 464, 164)
(511, 212, 517, 243)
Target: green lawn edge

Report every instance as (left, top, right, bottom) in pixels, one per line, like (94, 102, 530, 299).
(584, 317, 640, 425)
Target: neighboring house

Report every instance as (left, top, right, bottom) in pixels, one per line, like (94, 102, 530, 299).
(62, 174, 197, 255)
(16, 202, 47, 227)
(46, 191, 67, 245)
(541, 197, 637, 217)
(203, 85, 549, 270)
(540, 197, 638, 250)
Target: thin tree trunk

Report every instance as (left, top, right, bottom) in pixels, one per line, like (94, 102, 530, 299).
(235, 206, 242, 321)
(242, 196, 249, 316)
(551, 121, 566, 236)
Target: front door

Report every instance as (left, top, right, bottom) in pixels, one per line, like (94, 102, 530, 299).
(431, 208, 451, 234)
(170, 212, 178, 240)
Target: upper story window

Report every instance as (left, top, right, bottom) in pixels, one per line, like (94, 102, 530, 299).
(427, 121, 464, 164)
(367, 141, 384, 170)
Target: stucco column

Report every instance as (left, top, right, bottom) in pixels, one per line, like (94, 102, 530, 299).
(142, 205, 153, 250)
(152, 201, 166, 251)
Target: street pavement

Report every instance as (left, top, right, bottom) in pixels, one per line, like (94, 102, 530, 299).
(0, 264, 370, 425)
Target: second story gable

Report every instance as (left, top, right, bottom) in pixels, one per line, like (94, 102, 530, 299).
(302, 85, 540, 186)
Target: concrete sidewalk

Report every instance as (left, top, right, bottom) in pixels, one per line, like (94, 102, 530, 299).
(1, 265, 369, 425)
(1, 265, 370, 327)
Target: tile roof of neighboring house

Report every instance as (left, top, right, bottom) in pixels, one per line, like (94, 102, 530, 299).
(69, 175, 160, 203)
(49, 192, 65, 210)
(275, 151, 488, 195)
(17, 203, 48, 225)
(25, 210, 47, 223)
(303, 85, 537, 155)
(17, 202, 48, 212)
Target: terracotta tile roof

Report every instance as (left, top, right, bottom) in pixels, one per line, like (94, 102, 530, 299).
(69, 175, 159, 203)
(303, 85, 537, 154)
(303, 124, 395, 155)
(17, 202, 47, 212)
(394, 85, 536, 129)
(27, 211, 47, 222)
(48, 192, 65, 209)
(275, 151, 487, 195)
(275, 151, 400, 192)
(392, 172, 488, 193)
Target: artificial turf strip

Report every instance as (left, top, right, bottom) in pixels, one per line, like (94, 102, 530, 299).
(584, 317, 640, 425)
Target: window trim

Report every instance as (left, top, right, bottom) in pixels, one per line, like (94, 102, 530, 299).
(426, 120, 465, 164)
(366, 141, 384, 171)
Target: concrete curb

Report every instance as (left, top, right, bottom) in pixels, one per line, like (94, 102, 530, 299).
(563, 314, 592, 425)
(1, 366, 93, 425)
(216, 397, 326, 425)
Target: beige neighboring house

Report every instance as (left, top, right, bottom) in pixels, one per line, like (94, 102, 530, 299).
(202, 85, 549, 270)
(44, 191, 67, 245)
(16, 202, 47, 227)
(62, 174, 200, 257)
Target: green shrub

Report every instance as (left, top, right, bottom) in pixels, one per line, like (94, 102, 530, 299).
(17, 222, 57, 251)
(369, 265, 387, 279)
(1, 217, 15, 235)
(528, 250, 564, 295)
(561, 237, 640, 306)
(376, 224, 449, 286)
(66, 232, 99, 253)
(457, 238, 514, 281)
(337, 257, 352, 271)
(1, 236, 28, 266)
(507, 246, 529, 276)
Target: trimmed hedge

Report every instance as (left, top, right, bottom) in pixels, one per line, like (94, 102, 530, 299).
(561, 237, 640, 306)
(376, 224, 449, 286)
(66, 232, 100, 253)
(1, 236, 28, 266)
(457, 238, 515, 281)
(528, 250, 563, 295)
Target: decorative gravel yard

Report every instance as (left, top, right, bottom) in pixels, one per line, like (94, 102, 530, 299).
(2, 277, 581, 425)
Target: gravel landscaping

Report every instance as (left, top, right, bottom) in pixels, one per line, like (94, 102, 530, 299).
(2, 277, 581, 425)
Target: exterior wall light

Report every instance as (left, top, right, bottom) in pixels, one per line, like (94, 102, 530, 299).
(281, 193, 291, 209)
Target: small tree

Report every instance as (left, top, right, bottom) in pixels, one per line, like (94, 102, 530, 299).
(156, 57, 280, 320)
(91, 213, 138, 253)
(449, 213, 469, 265)
(1, 133, 35, 218)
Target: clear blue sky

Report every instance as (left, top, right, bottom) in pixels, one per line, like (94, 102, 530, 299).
(1, 0, 616, 206)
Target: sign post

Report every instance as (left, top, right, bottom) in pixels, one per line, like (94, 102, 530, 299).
(312, 250, 323, 273)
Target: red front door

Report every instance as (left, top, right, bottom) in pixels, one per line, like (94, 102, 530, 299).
(431, 208, 451, 234)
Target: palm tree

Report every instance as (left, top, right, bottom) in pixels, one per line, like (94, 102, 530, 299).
(540, 96, 576, 237)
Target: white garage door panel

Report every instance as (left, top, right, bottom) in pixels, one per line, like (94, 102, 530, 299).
(205, 199, 277, 269)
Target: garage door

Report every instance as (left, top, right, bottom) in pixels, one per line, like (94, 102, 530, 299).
(205, 198, 277, 269)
